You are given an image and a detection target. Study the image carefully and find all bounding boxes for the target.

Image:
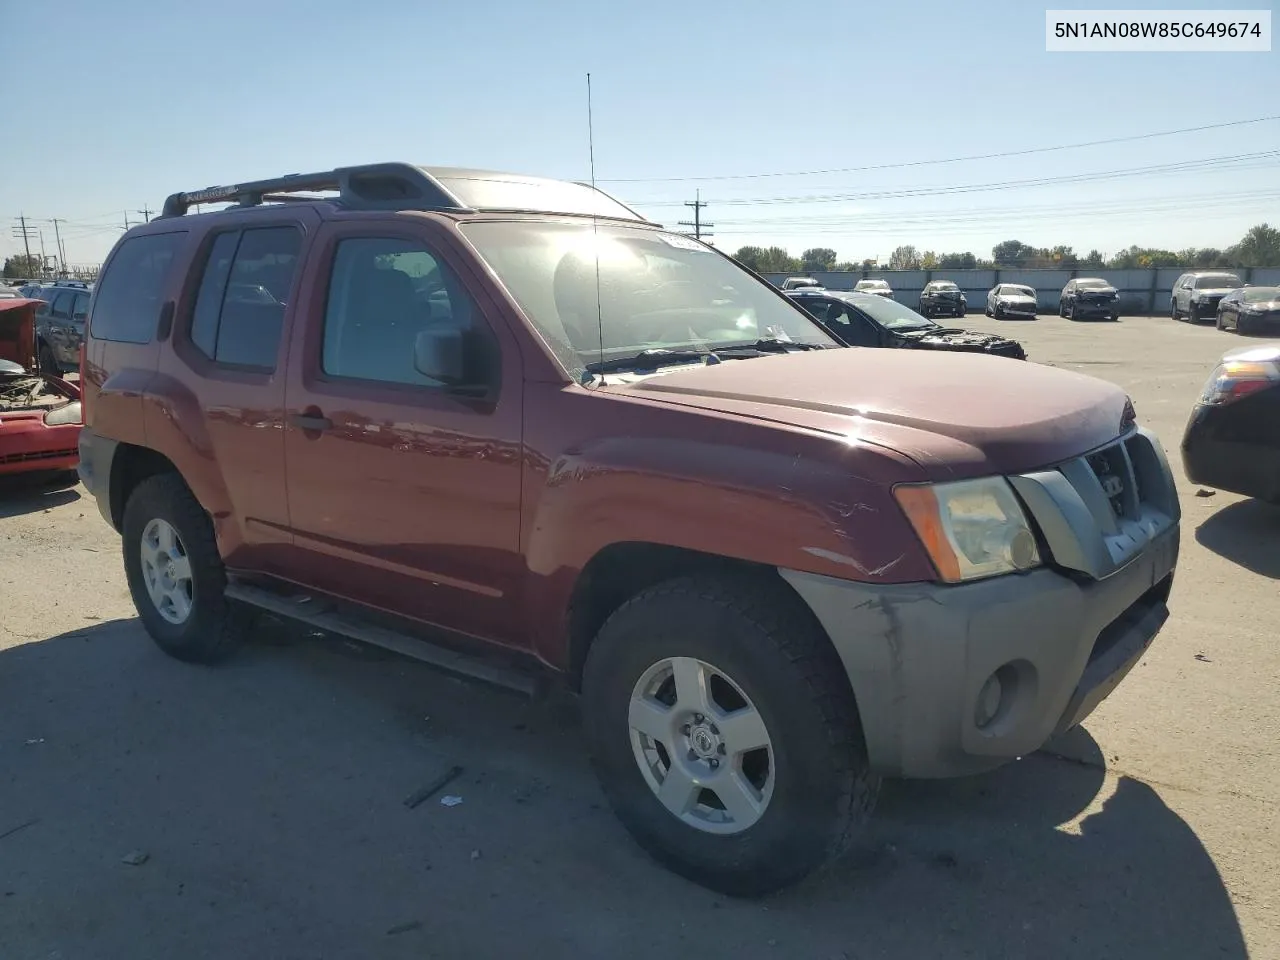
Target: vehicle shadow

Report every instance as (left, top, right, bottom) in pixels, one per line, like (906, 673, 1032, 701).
(0, 621, 1247, 960)
(1195, 498, 1280, 578)
(0, 470, 81, 518)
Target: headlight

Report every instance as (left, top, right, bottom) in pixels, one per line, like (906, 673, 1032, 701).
(894, 477, 1041, 583)
(43, 401, 82, 426)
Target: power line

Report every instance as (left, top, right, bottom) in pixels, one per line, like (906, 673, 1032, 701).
(625, 150, 1280, 208)
(600, 114, 1280, 183)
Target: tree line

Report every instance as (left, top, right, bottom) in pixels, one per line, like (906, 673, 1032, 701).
(731, 223, 1280, 274)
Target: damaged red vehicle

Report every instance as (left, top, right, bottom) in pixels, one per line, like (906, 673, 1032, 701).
(0, 297, 83, 476)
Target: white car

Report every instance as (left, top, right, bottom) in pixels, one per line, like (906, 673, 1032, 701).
(986, 283, 1038, 319)
(1171, 271, 1245, 324)
(780, 276, 823, 291)
(853, 279, 893, 298)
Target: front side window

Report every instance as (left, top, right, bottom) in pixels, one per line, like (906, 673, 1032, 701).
(91, 233, 183, 343)
(850, 295, 934, 331)
(461, 221, 834, 376)
(188, 226, 301, 370)
(322, 237, 483, 388)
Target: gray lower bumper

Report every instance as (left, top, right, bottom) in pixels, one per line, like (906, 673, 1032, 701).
(77, 427, 119, 529)
(780, 526, 1178, 779)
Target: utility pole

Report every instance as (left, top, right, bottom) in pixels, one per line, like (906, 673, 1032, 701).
(135, 205, 152, 223)
(11, 216, 36, 270)
(49, 218, 66, 275)
(678, 190, 713, 241)
(37, 230, 49, 278)
(124, 211, 131, 231)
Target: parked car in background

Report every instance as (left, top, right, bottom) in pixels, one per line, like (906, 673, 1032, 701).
(1172, 271, 1245, 324)
(780, 276, 823, 291)
(1216, 286, 1280, 335)
(33, 284, 90, 374)
(1182, 343, 1280, 503)
(853, 278, 893, 298)
(788, 289, 1026, 359)
(1059, 278, 1119, 321)
(0, 296, 82, 476)
(917, 280, 966, 318)
(986, 283, 1038, 319)
(78, 162, 1178, 897)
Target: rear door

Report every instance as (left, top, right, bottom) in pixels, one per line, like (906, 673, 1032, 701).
(281, 217, 526, 647)
(152, 215, 315, 573)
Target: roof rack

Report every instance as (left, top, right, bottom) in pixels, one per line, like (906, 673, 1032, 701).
(159, 163, 657, 225)
(160, 163, 472, 218)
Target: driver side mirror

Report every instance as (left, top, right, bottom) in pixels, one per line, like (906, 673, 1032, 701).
(413, 327, 497, 395)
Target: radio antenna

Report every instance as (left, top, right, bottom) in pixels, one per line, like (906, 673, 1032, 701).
(586, 72, 605, 386)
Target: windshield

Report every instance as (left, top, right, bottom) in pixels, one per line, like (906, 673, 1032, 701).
(1196, 274, 1242, 289)
(462, 221, 836, 374)
(1243, 286, 1279, 302)
(857, 280, 889, 290)
(849, 295, 934, 330)
(1002, 285, 1034, 297)
(930, 282, 958, 291)
(1077, 279, 1111, 290)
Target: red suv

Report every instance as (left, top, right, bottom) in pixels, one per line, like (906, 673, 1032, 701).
(78, 163, 1181, 896)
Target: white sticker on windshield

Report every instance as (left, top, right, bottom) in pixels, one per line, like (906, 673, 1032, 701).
(655, 232, 709, 252)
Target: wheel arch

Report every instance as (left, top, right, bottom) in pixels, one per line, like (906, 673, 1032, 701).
(106, 442, 184, 531)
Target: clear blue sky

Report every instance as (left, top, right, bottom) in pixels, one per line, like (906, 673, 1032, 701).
(2, 0, 1277, 269)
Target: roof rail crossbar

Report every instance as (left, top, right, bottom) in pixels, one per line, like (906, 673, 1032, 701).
(160, 163, 473, 218)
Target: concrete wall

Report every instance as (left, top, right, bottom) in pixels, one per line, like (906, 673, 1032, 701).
(765, 267, 1280, 314)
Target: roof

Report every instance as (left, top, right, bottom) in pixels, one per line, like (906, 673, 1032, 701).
(158, 162, 655, 225)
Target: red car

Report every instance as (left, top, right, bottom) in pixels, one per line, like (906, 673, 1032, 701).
(0, 296, 82, 476)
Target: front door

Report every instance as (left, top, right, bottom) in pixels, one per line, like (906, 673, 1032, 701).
(281, 219, 525, 648)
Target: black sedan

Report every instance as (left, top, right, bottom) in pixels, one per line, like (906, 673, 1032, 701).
(1059, 278, 1119, 320)
(917, 280, 967, 318)
(786, 290, 1026, 359)
(1216, 286, 1280, 335)
(1181, 343, 1280, 503)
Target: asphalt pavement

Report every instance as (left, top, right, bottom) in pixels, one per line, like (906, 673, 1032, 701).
(1, 313, 1276, 959)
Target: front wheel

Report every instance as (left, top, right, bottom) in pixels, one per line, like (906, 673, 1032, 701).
(1188, 303, 1200, 324)
(122, 473, 246, 664)
(582, 573, 878, 897)
(1069, 302, 1079, 321)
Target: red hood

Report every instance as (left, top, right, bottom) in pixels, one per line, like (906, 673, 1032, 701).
(0, 298, 43, 372)
(612, 348, 1131, 478)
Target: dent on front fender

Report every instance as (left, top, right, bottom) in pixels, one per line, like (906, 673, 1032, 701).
(519, 431, 937, 665)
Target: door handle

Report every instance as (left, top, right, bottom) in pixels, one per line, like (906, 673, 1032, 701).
(288, 413, 333, 432)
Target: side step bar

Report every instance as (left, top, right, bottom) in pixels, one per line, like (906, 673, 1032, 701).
(225, 582, 539, 696)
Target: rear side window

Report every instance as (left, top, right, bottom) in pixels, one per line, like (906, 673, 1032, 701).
(188, 226, 301, 370)
(72, 292, 90, 322)
(91, 233, 183, 343)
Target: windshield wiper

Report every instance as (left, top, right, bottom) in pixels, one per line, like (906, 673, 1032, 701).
(585, 348, 723, 374)
(717, 337, 828, 353)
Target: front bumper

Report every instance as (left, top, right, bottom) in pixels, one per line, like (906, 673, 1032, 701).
(996, 302, 1037, 316)
(782, 528, 1177, 778)
(1072, 299, 1118, 317)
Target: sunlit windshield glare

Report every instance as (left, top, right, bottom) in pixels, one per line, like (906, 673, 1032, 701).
(1196, 275, 1242, 289)
(1243, 287, 1278, 302)
(461, 222, 835, 374)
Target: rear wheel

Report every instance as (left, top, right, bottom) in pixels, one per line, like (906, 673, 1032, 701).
(122, 473, 246, 664)
(582, 573, 878, 897)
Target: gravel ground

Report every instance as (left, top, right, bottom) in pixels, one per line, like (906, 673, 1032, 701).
(1, 314, 1276, 960)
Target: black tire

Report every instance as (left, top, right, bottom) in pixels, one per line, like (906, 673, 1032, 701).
(1216, 311, 1225, 331)
(122, 473, 245, 664)
(1069, 302, 1079, 321)
(1188, 302, 1200, 324)
(984, 306, 992, 317)
(955, 308, 965, 318)
(994, 306, 1003, 320)
(582, 572, 878, 897)
(38, 342, 58, 376)
(1171, 301, 1180, 321)
(1059, 300, 1067, 318)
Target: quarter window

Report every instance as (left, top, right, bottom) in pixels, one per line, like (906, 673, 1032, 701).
(91, 233, 184, 343)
